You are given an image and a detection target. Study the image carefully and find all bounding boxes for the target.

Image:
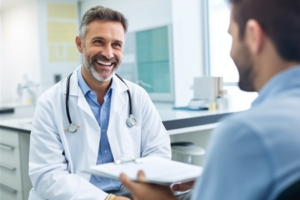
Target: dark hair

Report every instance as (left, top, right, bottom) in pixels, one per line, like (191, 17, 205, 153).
(228, 0, 300, 62)
(79, 5, 128, 38)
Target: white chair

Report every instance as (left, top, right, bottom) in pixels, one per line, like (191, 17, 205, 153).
(171, 142, 205, 164)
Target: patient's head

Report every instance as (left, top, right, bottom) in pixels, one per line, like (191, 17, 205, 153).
(227, 0, 300, 92)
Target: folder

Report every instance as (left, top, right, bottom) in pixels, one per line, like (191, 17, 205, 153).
(84, 156, 202, 185)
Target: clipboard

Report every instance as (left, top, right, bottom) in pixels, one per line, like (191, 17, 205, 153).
(83, 156, 202, 186)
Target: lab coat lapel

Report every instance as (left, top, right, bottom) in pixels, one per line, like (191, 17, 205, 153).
(63, 67, 97, 124)
(77, 88, 98, 125)
(62, 67, 80, 96)
(108, 75, 128, 159)
(110, 75, 127, 115)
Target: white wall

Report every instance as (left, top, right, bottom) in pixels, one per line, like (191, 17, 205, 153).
(0, 0, 41, 104)
(172, 0, 204, 107)
(0, 0, 81, 105)
(80, 0, 172, 33)
(37, 0, 80, 92)
(0, 10, 2, 104)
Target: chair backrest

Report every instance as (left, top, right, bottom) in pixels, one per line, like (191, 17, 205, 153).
(275, 179, 300, 200)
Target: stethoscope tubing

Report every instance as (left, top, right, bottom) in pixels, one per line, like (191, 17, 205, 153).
(66, 73, 73, 125)
(65, 72, 136, 132)
(115, 73, 133, 115)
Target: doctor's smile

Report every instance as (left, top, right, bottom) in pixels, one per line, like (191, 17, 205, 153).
(93, 56, 119, 70)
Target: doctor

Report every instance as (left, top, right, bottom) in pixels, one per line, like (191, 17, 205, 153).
(29, 5, 171, 200)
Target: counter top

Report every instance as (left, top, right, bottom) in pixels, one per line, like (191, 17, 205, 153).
(155, 103, 241, 134)
(0, 118, 31, 133)
(0, 106, 240, 135)
(0, 102, 35, 108)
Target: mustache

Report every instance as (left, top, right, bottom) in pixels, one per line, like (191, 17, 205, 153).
(92, 54, 119, 65)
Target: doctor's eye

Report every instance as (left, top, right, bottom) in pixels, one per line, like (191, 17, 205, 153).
(94, 40, 104, 45)
(112, 43, 122, 48)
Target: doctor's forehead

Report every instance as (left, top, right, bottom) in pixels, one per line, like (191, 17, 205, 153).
(84, 20, 125, 41)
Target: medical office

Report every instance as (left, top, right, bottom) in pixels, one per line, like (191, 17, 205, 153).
(0, 0, 258, 199)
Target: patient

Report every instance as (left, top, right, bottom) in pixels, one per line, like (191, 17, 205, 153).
(119, 0, 300, 199)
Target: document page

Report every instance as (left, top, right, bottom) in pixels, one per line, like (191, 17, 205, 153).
(84, 156, 202, 185)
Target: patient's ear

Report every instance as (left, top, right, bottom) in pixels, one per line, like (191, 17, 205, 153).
(245, 19, 265, 55)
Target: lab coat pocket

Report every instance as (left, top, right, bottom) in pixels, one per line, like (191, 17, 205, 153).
(121, 126, 141, 159)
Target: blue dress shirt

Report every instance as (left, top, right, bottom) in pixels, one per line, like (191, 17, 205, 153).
(77, 68, 121, 191)
(192, 66, 300, 200)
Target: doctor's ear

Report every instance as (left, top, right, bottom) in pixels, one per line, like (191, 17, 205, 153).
(75, 36, 83, 53)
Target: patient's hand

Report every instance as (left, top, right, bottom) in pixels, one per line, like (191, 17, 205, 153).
(119, 171, 177, 200)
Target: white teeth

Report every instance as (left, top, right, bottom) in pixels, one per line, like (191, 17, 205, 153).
(97, 60, 112, 66)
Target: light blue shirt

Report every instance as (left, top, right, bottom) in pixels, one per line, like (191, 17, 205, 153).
(192, 66, 300, 200)
(77, 68, 121, 191)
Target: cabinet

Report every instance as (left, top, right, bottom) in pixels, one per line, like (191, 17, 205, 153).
(0, 128, 31, 200)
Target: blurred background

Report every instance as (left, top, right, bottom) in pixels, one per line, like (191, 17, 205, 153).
(0, 0, 257, 111)
(0, 1, 260, 199)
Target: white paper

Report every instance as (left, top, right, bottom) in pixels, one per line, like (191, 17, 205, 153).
(84, 156, 202, 185)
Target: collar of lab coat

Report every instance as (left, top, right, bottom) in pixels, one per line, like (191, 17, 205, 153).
(62, 66, 128, 124)
(62, 66, 128, 96)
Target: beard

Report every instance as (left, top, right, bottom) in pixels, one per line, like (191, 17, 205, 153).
(82, 48, 120, 82)
(232, 44, 256, 92)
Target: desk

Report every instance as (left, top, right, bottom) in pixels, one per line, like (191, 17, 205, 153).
(155, 103, 242, 135)
(0, 103, 245, 135)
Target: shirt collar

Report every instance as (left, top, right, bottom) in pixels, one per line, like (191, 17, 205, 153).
(77, 66, 114, 96)
(252, 65, 300, 106)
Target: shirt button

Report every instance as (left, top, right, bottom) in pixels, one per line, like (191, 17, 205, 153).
(102, 129, 106, 132)
(105, 150, 107, 153)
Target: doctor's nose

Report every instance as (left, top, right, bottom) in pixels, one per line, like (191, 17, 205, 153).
(102, 46, 114, 60)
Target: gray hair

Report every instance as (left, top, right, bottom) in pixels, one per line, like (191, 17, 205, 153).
(79, 5, 128, 39)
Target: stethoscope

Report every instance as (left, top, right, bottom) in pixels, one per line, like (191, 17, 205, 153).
(65, 72, 137, 133)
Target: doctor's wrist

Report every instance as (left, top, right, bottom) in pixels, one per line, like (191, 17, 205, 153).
(105, 194, 116, 200)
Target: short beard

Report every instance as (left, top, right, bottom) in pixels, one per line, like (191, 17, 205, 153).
(237, 65, 256, 92)
(233, 45, 256, 92)
(82, 48, 119, 82)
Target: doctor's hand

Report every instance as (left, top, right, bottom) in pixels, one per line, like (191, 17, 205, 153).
(114, 196, 130, 200)
(119, 171, 177, 200)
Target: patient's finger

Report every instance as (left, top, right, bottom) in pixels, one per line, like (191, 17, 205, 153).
(137, 170, 147, 182)
(120, 173, 136, 191)
(171, 180, 195, 191)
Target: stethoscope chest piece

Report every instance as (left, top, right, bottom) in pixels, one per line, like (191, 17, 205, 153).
(126, 114, 137, 127)
(68, 123, 78, 133)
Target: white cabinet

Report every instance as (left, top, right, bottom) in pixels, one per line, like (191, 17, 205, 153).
(0, 128, 31, 200)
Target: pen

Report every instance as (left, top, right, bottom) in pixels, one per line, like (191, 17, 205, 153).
(114, 158, 143, 164)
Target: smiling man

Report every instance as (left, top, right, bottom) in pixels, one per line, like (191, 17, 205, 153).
(120, 0, 300, 199)
(28, 6, 171, 200)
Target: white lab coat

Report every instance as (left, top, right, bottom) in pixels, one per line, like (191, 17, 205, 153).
(28, 67, 171, 200)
